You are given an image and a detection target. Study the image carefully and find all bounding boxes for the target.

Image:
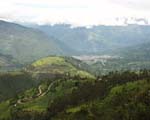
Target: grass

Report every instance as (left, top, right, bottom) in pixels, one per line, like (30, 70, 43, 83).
(0, 100, 11, 119)
(32, 56, 68, 67)
(0, 56, 96, 118)
(30, 56, 95, 79)
(17, 79, 92, 112)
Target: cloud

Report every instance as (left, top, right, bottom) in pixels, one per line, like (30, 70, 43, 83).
(0, 0, 150, 26)
(108, 0, 150, 11)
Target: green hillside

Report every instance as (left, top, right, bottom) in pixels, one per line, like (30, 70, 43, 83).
(60, 80, 150, 120)
(0, 100, 11, 119)
(1, 19, 150, 120)
(26, 56, 95, 80)
(0, 56, 95, 119)
(0, 20, 65, 63)
(5, 70, 150, 120)
(0, 79, 93, 119)
(90, 58, 150, 75)
(1, 70, 150, 120)
(0, 72, 35, 102)
(0, 56, 94, 103)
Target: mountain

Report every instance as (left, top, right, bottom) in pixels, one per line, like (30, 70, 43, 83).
(2, 21, 150, 61)
(119, 42, 150, 61)
(0, 54, 15, 70)
(0, 20, 69, 63)
(34, 24, 150, 55)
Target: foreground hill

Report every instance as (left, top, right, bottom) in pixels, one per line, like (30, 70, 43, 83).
(0, 56, 94, 102)
(0, 20, 66, 63)
(1, 70, 150, 120)
(0, 56, 95, 119)
(0, 56, 94, 100)
(59, 80, 150, 120)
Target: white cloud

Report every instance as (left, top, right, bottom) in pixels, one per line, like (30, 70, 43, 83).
(0, 0, 150, 26)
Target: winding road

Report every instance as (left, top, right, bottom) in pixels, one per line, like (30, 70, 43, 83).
(14, 80, 58, 105)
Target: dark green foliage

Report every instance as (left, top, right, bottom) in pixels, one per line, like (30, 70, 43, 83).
(11, 110, 47, 120)
(85, 80, 150, 120)
(46, 70, 150, 120)
(47, 81, 107, 117)
(0, 72, 35, 101)
(2, 69, 150, 120)
(90, 58, 150, 75)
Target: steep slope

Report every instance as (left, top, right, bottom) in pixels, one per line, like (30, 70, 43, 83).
(0, 20, 64, 63)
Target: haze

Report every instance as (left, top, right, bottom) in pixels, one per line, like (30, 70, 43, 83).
(0, 0, 150, 26)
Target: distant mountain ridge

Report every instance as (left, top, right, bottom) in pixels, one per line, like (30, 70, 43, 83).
(0, 53, 18, 71)
(1, 20, 150, 64)
(35, 24, 150, 55)
(120, 42, 150, 61)
(0, 20, 72, 63)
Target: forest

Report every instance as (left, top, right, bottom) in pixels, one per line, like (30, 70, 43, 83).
(0, 68, 150, 120)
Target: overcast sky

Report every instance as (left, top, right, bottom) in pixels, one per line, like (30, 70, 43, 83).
(0, 0, 150, 26)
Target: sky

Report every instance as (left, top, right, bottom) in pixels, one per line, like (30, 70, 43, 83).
(0, 0, 150, 26)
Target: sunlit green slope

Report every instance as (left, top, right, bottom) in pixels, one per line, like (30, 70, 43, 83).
(26, 56, 95, 79)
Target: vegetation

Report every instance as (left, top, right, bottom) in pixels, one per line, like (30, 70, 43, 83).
(27, 56, 95, 80)
(0, 101, 11, 120)
(38, 24, 150, 55)
(60, 80, 150, 120)
(1, 69, 149, 120)
(0, 72, 35, 101)
(1, 20, 150, 120)
(1, 56, 150, 120)
(90, 58, 150, 75)
(0, 20, 66, 63)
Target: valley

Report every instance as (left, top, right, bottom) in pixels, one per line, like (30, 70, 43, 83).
(0, 20, 150, 120)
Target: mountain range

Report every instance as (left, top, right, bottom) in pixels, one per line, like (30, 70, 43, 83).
(0, 20, 150, 64)
(1, 20, 150, 120)
(0, 20, 68, 63)
(35, 24, 150, 55)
